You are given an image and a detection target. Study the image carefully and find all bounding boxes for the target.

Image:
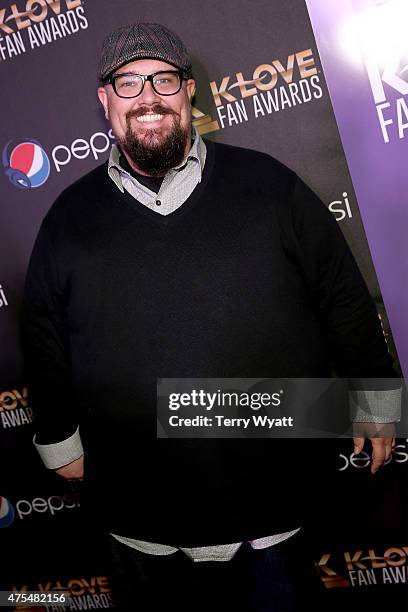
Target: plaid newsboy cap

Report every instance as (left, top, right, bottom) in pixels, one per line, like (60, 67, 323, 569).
(98, 22, 193, 81)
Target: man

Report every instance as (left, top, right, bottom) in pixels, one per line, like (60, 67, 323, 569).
(22, 22, 400, 611)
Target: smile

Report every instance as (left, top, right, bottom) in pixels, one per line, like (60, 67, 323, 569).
(136, 114, 165, 123)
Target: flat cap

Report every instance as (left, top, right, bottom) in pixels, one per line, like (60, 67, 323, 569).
(98, 22, 193, 81)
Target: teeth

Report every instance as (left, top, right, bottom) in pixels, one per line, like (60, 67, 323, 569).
(136, 114, 164, 122)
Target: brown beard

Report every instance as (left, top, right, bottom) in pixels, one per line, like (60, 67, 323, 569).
(119, 104, 191, 177)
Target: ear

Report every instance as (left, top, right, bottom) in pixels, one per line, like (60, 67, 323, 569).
(97, 86, 110, 121)
(186, 79, 196, 101)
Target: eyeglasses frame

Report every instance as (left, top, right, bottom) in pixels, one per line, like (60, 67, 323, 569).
(105, 69, 187, 99)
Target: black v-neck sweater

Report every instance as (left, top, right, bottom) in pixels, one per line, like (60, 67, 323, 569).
(23, 140, 395, 545)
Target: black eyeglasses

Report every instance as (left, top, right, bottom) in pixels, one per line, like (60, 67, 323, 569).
(106, 70, 185, 98)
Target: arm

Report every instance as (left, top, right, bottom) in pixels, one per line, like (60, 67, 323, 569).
(283, 174, 401, 470)
(22, 222, 82, 473)
(34, 427, 84, 479)
(350, 386, 401, 472)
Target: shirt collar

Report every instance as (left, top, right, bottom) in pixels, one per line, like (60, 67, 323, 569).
(108, 126, 205, 193)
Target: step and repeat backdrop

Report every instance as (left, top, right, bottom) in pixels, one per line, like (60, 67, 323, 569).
(1, 0, 407, 610)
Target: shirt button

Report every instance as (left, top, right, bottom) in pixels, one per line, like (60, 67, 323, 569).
(156, 200, 162, 207)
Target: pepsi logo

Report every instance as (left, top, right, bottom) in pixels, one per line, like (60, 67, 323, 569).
(0, 496, 15, 528)
(2, 129, 115, 190)
(2, 140, 50, 189)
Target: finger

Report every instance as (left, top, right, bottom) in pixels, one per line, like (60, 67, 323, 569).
(353, 437, 365, 455)
(384, 437, 393, 461)
(371, 438, 386, 474)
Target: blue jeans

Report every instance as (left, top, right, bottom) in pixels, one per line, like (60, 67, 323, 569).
(107, 531, 324, 611)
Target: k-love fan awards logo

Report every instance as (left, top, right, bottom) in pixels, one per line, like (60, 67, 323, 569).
(11, 576, 114, 610)
(0, 0, 88, 62)
(192, 47, 323, 135)
(366, 53, 408, 144)
(317, 545, 408, 588)
(0, 387, 34, 428)
(349, 0, 408, 144)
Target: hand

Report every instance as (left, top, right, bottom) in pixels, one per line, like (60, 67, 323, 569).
(55, 455, 84, 480)
(353, 423, 395, 474)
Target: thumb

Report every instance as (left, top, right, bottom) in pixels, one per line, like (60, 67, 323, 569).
(353, 437, 365, 455)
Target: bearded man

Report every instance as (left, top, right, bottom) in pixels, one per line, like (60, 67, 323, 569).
(22, 22, 399, 612)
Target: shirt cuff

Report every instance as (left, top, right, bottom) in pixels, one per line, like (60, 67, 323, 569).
(33, 426, 83, 469)
(349, 388, 402, 423)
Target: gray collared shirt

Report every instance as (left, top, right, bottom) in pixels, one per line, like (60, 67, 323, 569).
(108, 127, 206, 215)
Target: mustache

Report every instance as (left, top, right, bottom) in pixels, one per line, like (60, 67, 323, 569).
(126, 105, 180, 120)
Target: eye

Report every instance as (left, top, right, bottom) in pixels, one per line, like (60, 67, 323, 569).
(120, 79, 138, 88)
(153, 73, 179, 86)
(115, 75, 141, 90)
(155, 76, 171, 85)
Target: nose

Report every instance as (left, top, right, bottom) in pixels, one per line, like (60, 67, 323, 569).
(138, 79, 162, 105)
